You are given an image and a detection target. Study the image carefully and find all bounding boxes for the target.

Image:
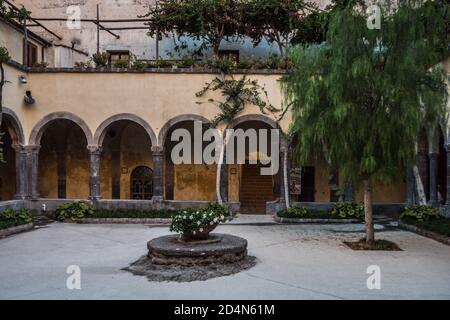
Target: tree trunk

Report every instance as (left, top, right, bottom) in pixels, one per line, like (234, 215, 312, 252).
(363, 178, 375, 244)
(283, 148, 290, 209)
(0, 62, 4, 127)
(216, 130, 230, 205)
(412, 165, 427, 205)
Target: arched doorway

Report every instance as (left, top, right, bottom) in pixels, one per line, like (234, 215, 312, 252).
(38, 119, 89, 199)
(0, 120, 16, 200)
(130, 166, 153, 199)
(95, 117, 154, 199)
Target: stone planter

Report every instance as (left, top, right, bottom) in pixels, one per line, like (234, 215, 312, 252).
(181, 224, 218, 241)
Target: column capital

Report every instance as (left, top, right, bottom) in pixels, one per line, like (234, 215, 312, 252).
(23, 144, 41, 153)
(151, 145, 164, 155)
(428, 152, 439, 158)
(87, 145, 102, 155)
(11, 144, 27, 153)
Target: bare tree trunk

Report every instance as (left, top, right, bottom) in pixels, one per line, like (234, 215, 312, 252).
(363, 178, 375, 244)
(283, 148, 290, 209)
(412, 165, 427, 205)
(216, 130, 230, 205)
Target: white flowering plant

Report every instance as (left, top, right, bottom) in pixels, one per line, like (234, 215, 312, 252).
(170, 202, 230, 235)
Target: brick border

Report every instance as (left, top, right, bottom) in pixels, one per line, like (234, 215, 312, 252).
(398, 220, 450, 245)
(0, 223, 34, 238)
(274, 215, 360, 224)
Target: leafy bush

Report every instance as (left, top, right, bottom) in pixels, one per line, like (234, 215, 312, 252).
(156, 59, 174, 68)
(0, 46, 10, 64)
(74, 61, 91, 68)
(236, 57, 253, 69)
(32, 61, 49, 68)
(91, 52, 109, 67)
(170, 202, 230, 235)
(331, 201, 364, 219)
(401, 205, 440, 222)
(177, 56, 194, 68)
(131, 60, 147, 70)
(278, 205, 309, 218)
(55, 202, 93, 222)
(207, 56, 234, 72)
(91, 209, 175, 218)
(0, 208, 32, 229)
(112, 60, 129, 68)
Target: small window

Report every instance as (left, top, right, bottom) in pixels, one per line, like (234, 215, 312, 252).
(27, 42, 38, 67)
(108, 50, 130, 67)
(218, 50, 239, 64)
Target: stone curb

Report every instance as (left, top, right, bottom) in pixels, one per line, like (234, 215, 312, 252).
(398, 220, 450, 246)
(79, 218, 171, 224)
(0, 223, 34, 238)
(273, 215, 361, 224)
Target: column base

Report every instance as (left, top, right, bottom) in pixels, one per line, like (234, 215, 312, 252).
(152, 196, 164, 202)
(443, 205, 450, 218)
(14, 194, 28, 200)
(89, 196, 102, 201)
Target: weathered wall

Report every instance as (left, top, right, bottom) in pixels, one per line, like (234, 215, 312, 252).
(173, 164, 216, 201)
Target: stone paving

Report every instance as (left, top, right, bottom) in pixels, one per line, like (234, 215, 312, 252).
(0, 221, 449, 299)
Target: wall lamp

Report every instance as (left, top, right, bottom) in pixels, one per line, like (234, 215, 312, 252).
(24, 90, 35, 105)
(18, 75, 27, 84)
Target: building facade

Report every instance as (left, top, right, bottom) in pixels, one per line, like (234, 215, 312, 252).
(1, 1, 449, 215)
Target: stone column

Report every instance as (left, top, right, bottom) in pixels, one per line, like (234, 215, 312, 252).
(12, 144, 28, 200)
(219, 163, 228, 203)
(428, 152, 439, 205)
(25, 145, 40, 200)
(406, 166, 416, 204)
(278, 146, 287, 208)
(152, 146, 164, 201)
(88, 146, 102, 201)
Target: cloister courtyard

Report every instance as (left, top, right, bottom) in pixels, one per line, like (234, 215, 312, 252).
(1, 217, 449, 300)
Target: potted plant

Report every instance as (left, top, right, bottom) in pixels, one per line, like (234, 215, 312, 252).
(91, 52, 109, 68)
(170, 202, 230, 241)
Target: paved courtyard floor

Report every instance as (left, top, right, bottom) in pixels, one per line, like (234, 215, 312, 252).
(0, 221, 449, 299)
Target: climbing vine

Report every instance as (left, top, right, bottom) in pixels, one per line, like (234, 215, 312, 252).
(196, 74, 282, 128)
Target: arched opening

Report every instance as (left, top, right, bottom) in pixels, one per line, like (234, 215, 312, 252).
(38, 119, 89, 199)
(228, 120, 277, 214)
(99, 120, 153, 199)
(0, 118, 18, 201)
(163, 119, 216, 201)
(130, 166, 153, 199)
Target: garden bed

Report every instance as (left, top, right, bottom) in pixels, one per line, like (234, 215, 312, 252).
(399, 217, 450, 245)
(0, 222, 34, 238)
(344, 239, 402, 251)
(275, 208, 361, 224)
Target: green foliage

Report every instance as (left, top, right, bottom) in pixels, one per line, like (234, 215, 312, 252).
(206, 55, 235, 72)
(177, 56, 195, 68)
(282, 0, 449, 187)
(112, 60, 129, 68)
(170, 202, 230, 234)
(74, 61, 91, 68)
(0, 208, 32, 229)
(402, 215, 450, 237)
(55, 202, 93, 222)
(279, 205, 308, 218)
(0, 1, 31, 23)
(156, 59, 174, 68)
(143, 0, 242, 55)
(235, 57, 253, 69)
(196, 75, 281, 127)
(91, 209, 175, 218)
(0, 47, 10, 64)
(331, 201, 364, 219)
(131, 60, 147, 70)
(401, 205, 440, 222)
(91, 52, 109, 68)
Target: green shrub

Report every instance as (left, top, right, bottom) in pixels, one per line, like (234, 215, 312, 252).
(156, 59, 174, 68)
(131, 60, 147, 70)
(207, 56, 234, 72)
(74, 61, 91, 68)
(331, 201, 364, 219)
(91, 52, 109, 67)
(170, 202, 231, 234)
(55, 202, 93, 222)
(401, 205, 440, 222)
(177, 56, 194, 68)
(112, 60, 129, 68)
(0, 46, 10, 64)
(236, 57, 252, 69)
(279, 205, 309, 218)
(0, 208, 32, 229)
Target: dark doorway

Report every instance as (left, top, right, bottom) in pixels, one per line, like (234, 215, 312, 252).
(131, 166, 153, 200)
(298, 166, 315, 202)
(438, 132, 447, 204)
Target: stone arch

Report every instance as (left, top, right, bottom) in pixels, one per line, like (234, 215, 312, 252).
(2, 107, 25, 145)
(29, 112, 94, 146)
(94, 114, 157, 147)
(158, 114, 210, 147)
(227, 114, 280, 130)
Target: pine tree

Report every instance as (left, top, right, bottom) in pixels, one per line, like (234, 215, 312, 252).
(282, 0, 449, 244)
